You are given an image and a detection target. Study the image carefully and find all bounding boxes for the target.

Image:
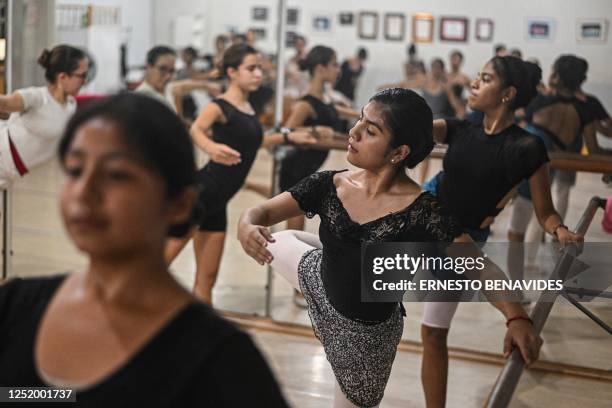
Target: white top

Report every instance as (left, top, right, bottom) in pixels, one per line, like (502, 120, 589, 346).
(134, 81, 177, 112)
(0, 86, 76, 172)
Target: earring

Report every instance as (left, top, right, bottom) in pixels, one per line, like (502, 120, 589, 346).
(502, 97, 509, 103)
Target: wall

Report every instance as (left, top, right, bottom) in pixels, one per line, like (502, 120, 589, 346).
(56, 0, 153, 67)
(153, 0, 612, 110)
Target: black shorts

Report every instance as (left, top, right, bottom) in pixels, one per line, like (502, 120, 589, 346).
(198, 205, 227, 232)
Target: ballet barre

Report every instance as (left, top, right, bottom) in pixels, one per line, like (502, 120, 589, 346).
(485, 196, 608, 408)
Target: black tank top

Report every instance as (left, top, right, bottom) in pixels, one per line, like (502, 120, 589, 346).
(301, 95, 342, 130)
(198, 99, 263, 204)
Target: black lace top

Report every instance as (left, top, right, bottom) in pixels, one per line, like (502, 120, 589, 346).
(288, 170, 462, 322)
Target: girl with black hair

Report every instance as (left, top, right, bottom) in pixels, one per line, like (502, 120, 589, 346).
(164, 44, 329, 304)
(507, 54, 598, 281)
(420, 56, 583, 407)
(0, 93, 289, 407)
(0, 45, 88, 186)
(280, 45, 346, 232)
(238, 88, 542, 408)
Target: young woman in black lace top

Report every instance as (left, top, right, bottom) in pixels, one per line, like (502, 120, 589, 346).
(238, 88, 542, 408)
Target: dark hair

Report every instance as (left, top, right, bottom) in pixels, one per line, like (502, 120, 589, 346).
(222, 44, 258, 77)
(59, 93, 198, 237)
(510, 48, 523, 59)
(552, 54, 588, 92)
(450, 50, 463, 60)
(431, 58, 445, 71)
(182, 46, 198, 59)
(293, 35, 306, 45)
(37, 45, 87, 83)
(357, 48, 368, 60)
(490, 56, 541, 109)
(369, 88, 434, 169)
(407, 43, 417, 57)
(146, 45, 176, 66)
(298, 45, 336, 75)
(494, 44, 507, 55)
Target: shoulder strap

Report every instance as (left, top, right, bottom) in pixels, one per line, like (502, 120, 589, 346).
(212, 99, 235, 122)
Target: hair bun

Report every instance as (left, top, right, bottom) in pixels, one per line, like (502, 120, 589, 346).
(297, 58, 308, 72)
(37, 49, 51, 69)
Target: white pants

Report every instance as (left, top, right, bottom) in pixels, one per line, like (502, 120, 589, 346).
(267, 230, 374, 408)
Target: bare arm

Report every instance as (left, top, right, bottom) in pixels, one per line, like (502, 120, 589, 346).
(334, 104, 360, 120)
(171, 79, 222, 98)
(238, 192, 305, 264)
(452, 233, 542, 364)
(595, 118, 612, 138)
(261, 100, 318, 148)
(433, 119, 448, 144)
(529, 164, 583, 244)
(190, 102, 241, 166)
(583, 122, 602, 154)
(0, 92, 25, 113)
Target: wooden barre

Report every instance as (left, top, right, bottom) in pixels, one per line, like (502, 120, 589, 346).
(290, 139, 612, 174)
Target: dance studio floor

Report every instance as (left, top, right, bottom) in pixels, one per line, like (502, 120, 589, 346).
(6, 146, 612, 407)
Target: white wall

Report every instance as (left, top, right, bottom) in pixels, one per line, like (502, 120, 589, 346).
(153, 0, 612, 109)
(56, 0, 153, 67)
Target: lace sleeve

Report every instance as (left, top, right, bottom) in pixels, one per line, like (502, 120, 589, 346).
(287, 171, 335, 218)
(418, 194, 463, 242)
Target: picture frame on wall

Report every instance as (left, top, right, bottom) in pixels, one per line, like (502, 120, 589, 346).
(440, 17, 469, 42)
(252, 7, 268, 22)
(358, 11, 379, 40)
(526, 17, 555, 41)
(475, 18, 494, 41)
(384, 13, 405, 41)
(285, 31, 298, 48)
(339, 12, 354, 26)
(287, 8, 299, 26)
(312, 14, 332, 32)
(249, 27, 266, 41)
(576, 18, 608, 43)
(412, 13, 434, 43)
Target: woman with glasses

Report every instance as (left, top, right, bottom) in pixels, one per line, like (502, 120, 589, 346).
(136, 46, 222, 119)
(0, 45, 89, 187)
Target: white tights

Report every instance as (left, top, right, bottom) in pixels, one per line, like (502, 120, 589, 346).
(267, 230, 378, 408)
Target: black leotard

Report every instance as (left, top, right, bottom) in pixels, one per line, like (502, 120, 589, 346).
(279, 95, 342, 191)
(196, 98, 263, 231)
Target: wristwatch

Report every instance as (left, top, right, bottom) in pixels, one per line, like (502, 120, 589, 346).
(280, 127, 292, 145)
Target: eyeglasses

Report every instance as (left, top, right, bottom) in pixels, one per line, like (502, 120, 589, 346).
(154, 65, 176, 76)
(71, 71, 89, 80)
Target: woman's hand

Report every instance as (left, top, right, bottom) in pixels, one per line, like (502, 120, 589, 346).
(238, 223, 275, 265)
(555, 227, 584, 246)
(206, 142, 241, 165)
(314, 126, 335, 140)
(503, 319, 543, 366)
(288, 130, 318, 146)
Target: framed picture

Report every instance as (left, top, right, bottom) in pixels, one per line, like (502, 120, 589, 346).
(384, 13, 405, 41)
(475, 18, 494, 41)
(526, 18, 555, 41)
(576, 18, 608, 43)
(440, 17, 468, 42)
(249, 27, 266, 41)
(287, 8, 299, 26)
(358, 11, 379, 40)
(339, 12, 354, 26)
(412, 13, 434, 43)
(285, 31, 298, 48)
(312, 14, 332, 32)
(252, 7, 268, 22)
